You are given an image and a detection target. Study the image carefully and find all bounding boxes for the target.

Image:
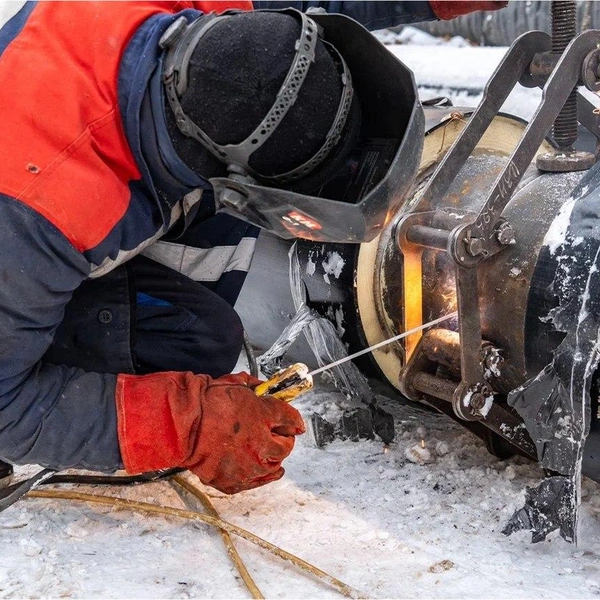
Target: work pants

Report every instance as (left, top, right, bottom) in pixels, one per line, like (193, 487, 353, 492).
(43, 255, 244, 378)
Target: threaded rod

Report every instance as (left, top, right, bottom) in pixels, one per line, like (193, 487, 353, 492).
(551, 0, 578, 149)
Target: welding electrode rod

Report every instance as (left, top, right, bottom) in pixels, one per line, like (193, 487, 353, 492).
(308, 311, 459, 377)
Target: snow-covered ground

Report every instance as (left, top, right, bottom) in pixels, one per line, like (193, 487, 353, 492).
(5, 386, 600, 599)
(387, 27, 543, 121)
(5, 18, 600, 600)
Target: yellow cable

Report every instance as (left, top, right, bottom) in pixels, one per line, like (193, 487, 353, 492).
(27, 488, 363, 599)
(170, 475, 264, 599)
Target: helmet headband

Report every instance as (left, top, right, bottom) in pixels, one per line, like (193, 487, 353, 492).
(160, 9, 354, 185)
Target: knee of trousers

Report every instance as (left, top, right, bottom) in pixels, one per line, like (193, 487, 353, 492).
(133, 293, 246, 378)
(190, 299, 245, 377)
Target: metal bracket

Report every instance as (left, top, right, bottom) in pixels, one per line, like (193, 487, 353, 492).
(398, 330, 537, 458)
(407, 31, 552, 218)
(397, 28, 600, 429)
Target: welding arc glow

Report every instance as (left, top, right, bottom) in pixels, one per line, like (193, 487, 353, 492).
(308, 312, 459, 377)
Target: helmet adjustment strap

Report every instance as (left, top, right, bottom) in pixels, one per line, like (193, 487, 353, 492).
(160, 9, 354, 185)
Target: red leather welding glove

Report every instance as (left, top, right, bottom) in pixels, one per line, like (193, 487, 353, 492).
(429, 1, 508, 20)
(116, 371, 306, 494)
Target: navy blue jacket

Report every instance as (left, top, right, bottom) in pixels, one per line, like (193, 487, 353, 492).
(0, 1, 433, 471)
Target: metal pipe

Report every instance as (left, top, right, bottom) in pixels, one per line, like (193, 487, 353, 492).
(406, 225, 450, 251)
(412, 371, 457, 403)
(420, 328, 462, 375)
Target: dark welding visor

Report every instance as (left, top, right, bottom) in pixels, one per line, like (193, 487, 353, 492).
(162, 9, 423, 243)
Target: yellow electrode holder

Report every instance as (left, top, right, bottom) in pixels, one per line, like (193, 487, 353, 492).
(254, 363, 314, 402)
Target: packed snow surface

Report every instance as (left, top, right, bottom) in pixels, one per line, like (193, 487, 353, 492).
(5, 18, 600, 600)
(4, 388, 600, 599)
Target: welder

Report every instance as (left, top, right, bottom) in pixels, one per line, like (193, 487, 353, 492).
(0, 1, 506, 494)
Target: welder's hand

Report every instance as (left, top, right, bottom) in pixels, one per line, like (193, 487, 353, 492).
(429, 1, 508, 20)
(186, 372, 306, 494)
(117, 371, 305, 493)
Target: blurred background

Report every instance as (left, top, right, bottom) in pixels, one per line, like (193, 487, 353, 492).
(380, 0, 600, 47)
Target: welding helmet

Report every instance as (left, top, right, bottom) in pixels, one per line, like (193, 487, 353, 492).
(160, 8, 423, 243)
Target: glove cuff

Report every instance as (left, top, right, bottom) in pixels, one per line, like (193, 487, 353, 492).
(116, 372, 208, 474)
(429, 1, 507, 20)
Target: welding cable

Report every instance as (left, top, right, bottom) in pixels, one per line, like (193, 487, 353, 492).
(170, 474, 264, 599)
(39, 468, 184, 486)
(15, 469, 263, 597)
(26, 488, 362, 599)
(243, 328, 259, 378)
(0, 468, 186, 513)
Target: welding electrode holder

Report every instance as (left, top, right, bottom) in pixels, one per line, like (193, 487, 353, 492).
(254, 363, 314, 402)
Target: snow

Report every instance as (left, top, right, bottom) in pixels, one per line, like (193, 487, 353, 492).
(544, 197, 577, 254)
(5, 388, 600, 598)
(321, 252, 345, 284)
(387, 32, 543, 122)
(375, 26, 471, 48)
(4, 16, 600, 600)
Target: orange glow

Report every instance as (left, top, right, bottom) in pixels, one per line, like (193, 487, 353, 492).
(283, 211, 322, 230)
(402, 248, 423, 360)
(401, 248, 458, 361)
(439, 270, 458, 315)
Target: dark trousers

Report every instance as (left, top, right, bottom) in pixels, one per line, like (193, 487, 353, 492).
(44, 255, 244, 378)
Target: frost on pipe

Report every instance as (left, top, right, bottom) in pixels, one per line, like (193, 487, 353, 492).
(506, 163, 600, 544)
(287, 243, 374, 404)
(257, 304, 319, 377)
(259, 243, 394, 445)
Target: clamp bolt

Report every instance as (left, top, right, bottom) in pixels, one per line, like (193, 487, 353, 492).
(469, 392, 486, 412)
(220, 188, 247, 210)
(495, 222, 515, 245)
(466, 236, 484, 256)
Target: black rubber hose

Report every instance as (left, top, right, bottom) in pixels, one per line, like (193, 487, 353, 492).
(42, 468, 184, 487)
(243, 329, 259, 378)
